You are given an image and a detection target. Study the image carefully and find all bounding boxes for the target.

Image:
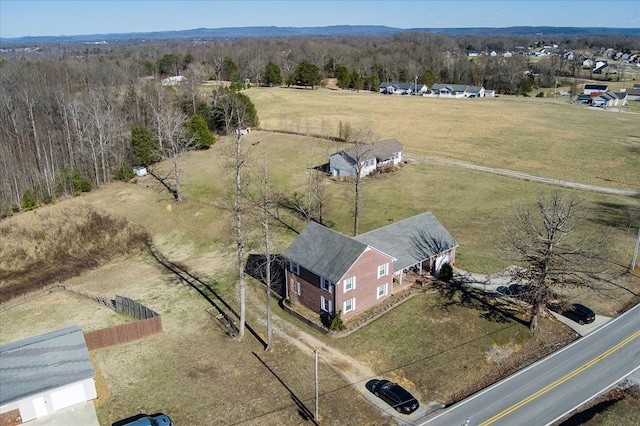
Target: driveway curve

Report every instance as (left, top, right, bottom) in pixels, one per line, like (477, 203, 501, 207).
(413, 155, 640, 197)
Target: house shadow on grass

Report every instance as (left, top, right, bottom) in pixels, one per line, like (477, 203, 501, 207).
(437, 279, 529, 328)
(245, 253, 286, 298)
(147, 243, 267, 348)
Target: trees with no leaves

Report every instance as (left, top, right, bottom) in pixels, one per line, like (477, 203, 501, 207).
(504, 188, 609, 332)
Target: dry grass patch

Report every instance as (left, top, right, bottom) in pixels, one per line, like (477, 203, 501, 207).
(247, 87, 640, 190)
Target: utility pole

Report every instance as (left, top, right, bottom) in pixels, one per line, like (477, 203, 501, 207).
(314, 350, 319, 422)
(632, 228, 640, 270)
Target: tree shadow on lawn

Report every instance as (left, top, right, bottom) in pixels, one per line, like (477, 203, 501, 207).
(252, 351, 318, 425)
(147, 244, 267, 348)
(437, 279, 529, 328)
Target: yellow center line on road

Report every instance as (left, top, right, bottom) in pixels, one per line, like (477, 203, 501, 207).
(478, 329, 640, 426)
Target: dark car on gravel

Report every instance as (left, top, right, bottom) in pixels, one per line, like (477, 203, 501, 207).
(371, 379, 419, 414)
(549, 303, 595, 325)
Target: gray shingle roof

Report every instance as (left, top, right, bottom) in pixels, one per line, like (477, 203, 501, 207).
(339, 139, 403, 163)
(283, 221, 370, 283)
(353, 212, 458, 271)
(0, 325, 94, 405)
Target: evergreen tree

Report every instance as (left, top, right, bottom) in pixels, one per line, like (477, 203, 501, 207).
(262, 61, 283, 86)
(185, 114, 215, 149)
(335, 65, 351, 89)
(131, 126, 161, 166)
(287, 60, 323, 89)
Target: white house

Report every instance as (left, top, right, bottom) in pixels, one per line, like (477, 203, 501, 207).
(0, 326, 97, 424)
(161, 75, 187, 86)
(330, 139, 403, 178)
(427, 83, 489, 98)
(379, 82, 428, 95)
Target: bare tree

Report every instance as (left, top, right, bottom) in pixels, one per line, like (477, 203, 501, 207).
(150, 87, 193, 202)
(259, 157, 274, 351)
(349, 129, 374, 236)
(503, 188, 609, 332)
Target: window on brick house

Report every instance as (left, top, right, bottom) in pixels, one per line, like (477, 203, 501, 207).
(321, 295, 332, 313)
(344, 298, 355, 313)
(377, 263, 388, 278)
(344, 276, 355, 292)
(321, 277, 333, 292)
(377, 284, 388, 299)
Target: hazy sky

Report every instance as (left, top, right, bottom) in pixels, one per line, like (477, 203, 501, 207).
(1, 0, 639, 39)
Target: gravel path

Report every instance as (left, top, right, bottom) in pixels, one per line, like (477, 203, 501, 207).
(412, 155, 640, 197)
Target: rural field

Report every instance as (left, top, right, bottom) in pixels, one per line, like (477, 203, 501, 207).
(1, 87, 640, 425)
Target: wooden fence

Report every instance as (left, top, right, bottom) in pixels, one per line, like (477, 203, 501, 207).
(84, 315, 163, 351)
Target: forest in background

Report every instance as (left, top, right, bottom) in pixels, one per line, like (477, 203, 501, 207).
(1, 31, 639, 213)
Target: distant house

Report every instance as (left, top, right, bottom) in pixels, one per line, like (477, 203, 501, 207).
(379, 82, 428, 95)
(592, 92, 628, 107)
(282, 212, 458, 322)
(0, 326, 97, 424)
(593, 60, 610, 74)
(428, 83, 490, 98)
(584, 84, 608, 95)
(624, 88, 640, 101)
(161, 75, 187, 86)
(329, 139, 403, 178)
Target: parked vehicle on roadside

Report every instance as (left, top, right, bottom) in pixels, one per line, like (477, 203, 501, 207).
(508, 283, 528, 296)
(496, 286, 510, 296)
(113, 414, 172, 426)
(371, 379, 419, 414)
(549, 303, 595, 325)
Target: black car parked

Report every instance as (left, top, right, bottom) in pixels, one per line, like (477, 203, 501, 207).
(550, 303, 595, 325)
(371, 379, 419, 414)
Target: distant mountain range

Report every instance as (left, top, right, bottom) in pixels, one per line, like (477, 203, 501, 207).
(2, 25, 638, 44)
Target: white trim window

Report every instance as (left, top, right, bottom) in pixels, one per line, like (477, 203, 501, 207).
(377, 263, 388, 278)
(344, 297, 355, 313)
(343, 276, 356, 293)
(295, 281, 301, 296)
(289, 261, 300, 275)
(320, 277, 333, 293)
(377, 283, 388, 299)
(321, 295, 332, 313)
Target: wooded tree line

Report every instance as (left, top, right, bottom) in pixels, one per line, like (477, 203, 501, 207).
(1, 32, 638, 212)
(0, 57, 258, 212)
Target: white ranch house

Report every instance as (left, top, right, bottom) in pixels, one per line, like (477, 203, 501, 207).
(330, 139, 403, 178)
(427, 83, 492, 98)
(379, 82, 428, 95)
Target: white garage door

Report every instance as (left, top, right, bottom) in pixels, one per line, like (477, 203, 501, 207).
(32, 396, 48, 418)
(51, 383, 86, 411)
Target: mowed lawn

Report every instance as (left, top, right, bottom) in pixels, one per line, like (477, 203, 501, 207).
(246, 87, 640, 191)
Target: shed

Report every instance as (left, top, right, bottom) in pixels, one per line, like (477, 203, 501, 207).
(0, 326, 97, 423)
(133, 166, 147, 177)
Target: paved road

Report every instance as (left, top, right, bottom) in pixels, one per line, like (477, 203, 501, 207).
(418, 303, 640, 426)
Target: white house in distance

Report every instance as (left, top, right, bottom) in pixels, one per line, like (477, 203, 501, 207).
(161, 75, 187, 86)
(330, 139, 403, 178)
(0, 325, 97, 424)
(427, 83, 492, 98)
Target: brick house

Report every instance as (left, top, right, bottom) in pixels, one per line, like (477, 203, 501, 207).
(283, 212, 458, 322)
